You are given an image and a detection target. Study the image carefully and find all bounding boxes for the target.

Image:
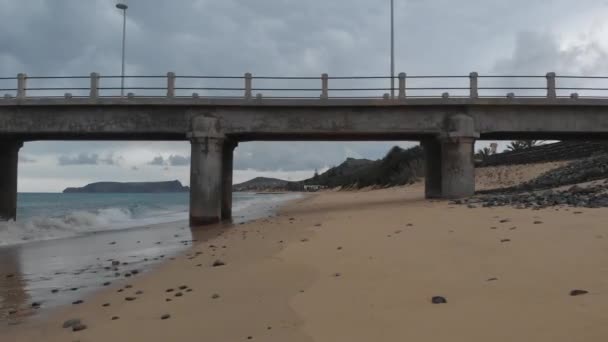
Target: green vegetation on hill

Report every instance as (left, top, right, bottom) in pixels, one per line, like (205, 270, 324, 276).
(298, 146, 424, 189)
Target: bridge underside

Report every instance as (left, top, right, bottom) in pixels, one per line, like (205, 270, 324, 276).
(3, 100, 608, 224)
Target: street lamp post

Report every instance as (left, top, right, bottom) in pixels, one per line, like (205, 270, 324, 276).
(390, 0, 395, 99)
(116, 3, 128, 97)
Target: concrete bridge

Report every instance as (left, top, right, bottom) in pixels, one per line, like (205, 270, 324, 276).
(1, 71, 608, 224)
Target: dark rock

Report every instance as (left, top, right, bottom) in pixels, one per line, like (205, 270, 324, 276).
(166, 288, 174, 293)
(31, 302, 41, 308)
(125, 297, 137, 301)
(135, 290, 143, 295)
(533, 221, 543, 224)
(570, 289, 589, 296)
(102, 303, 110, 307)
(51, 289, 59, 293)
(175, 292, 183, 297)
(179, 285, 188, 290)
(112, 316, 120, 320)
(111, 260, 120, 266)
(72, 300, 84, 305)
(211, 293, 220, 299)
(212, 260, 226, 267)
(431, 296, 447, 304)
(62, 319, 81, 329)
(487, 278, 498, 282)
(72, 323, 87, 332)
(500, 239, 511, 243)
(161, 314, 171, 320)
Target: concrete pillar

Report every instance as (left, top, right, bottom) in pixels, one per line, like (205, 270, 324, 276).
(421, 139, 442, 199)
(221, 141, 237, 221)
(469, 72, 478, 98)
(244, 73, 253, 100)
(189, 136, 224, 226)
(167, 72, 176, 98)
(321, 73, 329, 99)
(0, 141, 23, 221)
(90, 72, 100, 98)
(398, 72, 406, 100)
(440, 137, 475, 198)
(546, 72, 556, 99)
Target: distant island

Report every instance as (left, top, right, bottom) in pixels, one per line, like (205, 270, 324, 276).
(63, 180, 189, 193)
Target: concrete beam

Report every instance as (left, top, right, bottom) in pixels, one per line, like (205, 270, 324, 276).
(221, 140, 237, 221)
(189, 136, 224, 226)
(421, 139, 442, 199)
(0, 141, 23, 221)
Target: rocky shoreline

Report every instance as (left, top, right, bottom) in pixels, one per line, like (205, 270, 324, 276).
(457, 154, 608, 209)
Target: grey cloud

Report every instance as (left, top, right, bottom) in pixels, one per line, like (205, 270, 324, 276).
(168, 155, 190, 166)
(19, 155, 36, 163)
(58, 153, 122, 166)
(148, 156, 166, 166)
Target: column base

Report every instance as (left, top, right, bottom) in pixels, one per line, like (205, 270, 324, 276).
(190, 216, 221, 227)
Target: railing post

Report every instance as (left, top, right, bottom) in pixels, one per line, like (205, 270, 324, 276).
(546, 72, 556, 99)
(469, 72, 478, 98)
(398, 72, 406, 100)
(90, 72, 100, 98)
(167, 72, 176, 98)
(321, 73, 329, 100)
(244, 73, 252, 100)
(17, 73, 26, 99)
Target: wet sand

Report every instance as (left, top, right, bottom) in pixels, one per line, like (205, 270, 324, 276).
(2, 185, 608, 341)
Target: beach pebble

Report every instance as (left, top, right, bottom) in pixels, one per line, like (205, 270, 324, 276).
(211, 293, 220, 299)
(334, 273, 341, 277)
(72, 323, 88, 332)
(103, 282, 111, 286)
(500, 239, 511, 243)
(570, 289, 589, 296)
(337, 246, 343, 250)
(72, 300, 84, 305)
(431, 296, 447, 304)
(499, 219, 510, 223)
(533, 221, 543, 224)
(51, 289, 59, 293)
(186, 289, 193, 293)
(62, 319, 81, 329)
(136, 290, 143, 295)
(212, 260, 226, 267)
(175, 292, 183, 297)
(179, 285, 188, 290)
(6, 274, 14, 278)
(111, 261, 120, 266)
(109, 241, 116, 245)
(161, 314, 171, 320)
(125, 297, 137, 301)
(31, 302, 41, 308)
(247, 336, 253, 340)
(166, 288, 174, 293)
(314, 223, 322, 227)
(487, 277, 498, 282)
(300, 238, 309, 242)
(102, 303, 110, 307)
(112, 316, 120, 320)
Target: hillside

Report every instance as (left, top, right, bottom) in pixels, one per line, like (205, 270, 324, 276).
(301, 146, 424, 189)
(233, 177, 288, 192)
(63, 180, 189, 193)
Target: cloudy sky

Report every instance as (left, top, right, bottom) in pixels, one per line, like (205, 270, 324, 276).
(2, 0, 608, 192)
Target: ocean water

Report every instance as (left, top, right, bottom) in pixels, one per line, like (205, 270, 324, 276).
(0, 192, 300, 247)
(0, 192, 302, 322)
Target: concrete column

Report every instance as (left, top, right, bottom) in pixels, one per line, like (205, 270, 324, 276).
(0, 141, 23, 221)
(167, 72, 176, 98)
(17, 73, 26, 99)
(189, 136, 224, 226)
(398, 72, 406, 100)
(244, 73, 253, 100)
(469, 72, 478, 98)
(90, 72, 100, 98)
(421, 139, 442, 199)
(221, 141, 238, 221)
(440, 137, 475, 198)
(321, 73, 329, 99)
(546, 72, 556, 99)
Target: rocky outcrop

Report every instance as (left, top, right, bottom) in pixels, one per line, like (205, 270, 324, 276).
(63, 180, 189, 193)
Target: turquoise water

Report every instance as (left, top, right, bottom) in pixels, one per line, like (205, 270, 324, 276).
(0, 192, 300, 246)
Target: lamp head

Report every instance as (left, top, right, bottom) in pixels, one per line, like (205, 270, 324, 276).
(116, 3, 128, 10)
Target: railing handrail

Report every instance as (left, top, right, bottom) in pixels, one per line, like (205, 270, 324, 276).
(3, 71, 608, 100)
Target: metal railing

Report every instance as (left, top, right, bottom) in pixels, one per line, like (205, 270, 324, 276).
(2, 72, 608, 100)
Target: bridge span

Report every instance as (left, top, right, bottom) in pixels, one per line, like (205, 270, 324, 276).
(1, 71, 608, 224)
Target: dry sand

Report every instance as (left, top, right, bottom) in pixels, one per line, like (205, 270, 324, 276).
(476, 161, 570, 190)
(2, 184, 608, 341)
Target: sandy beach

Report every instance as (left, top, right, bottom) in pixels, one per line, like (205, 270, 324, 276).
(2, 184, 608, 341)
